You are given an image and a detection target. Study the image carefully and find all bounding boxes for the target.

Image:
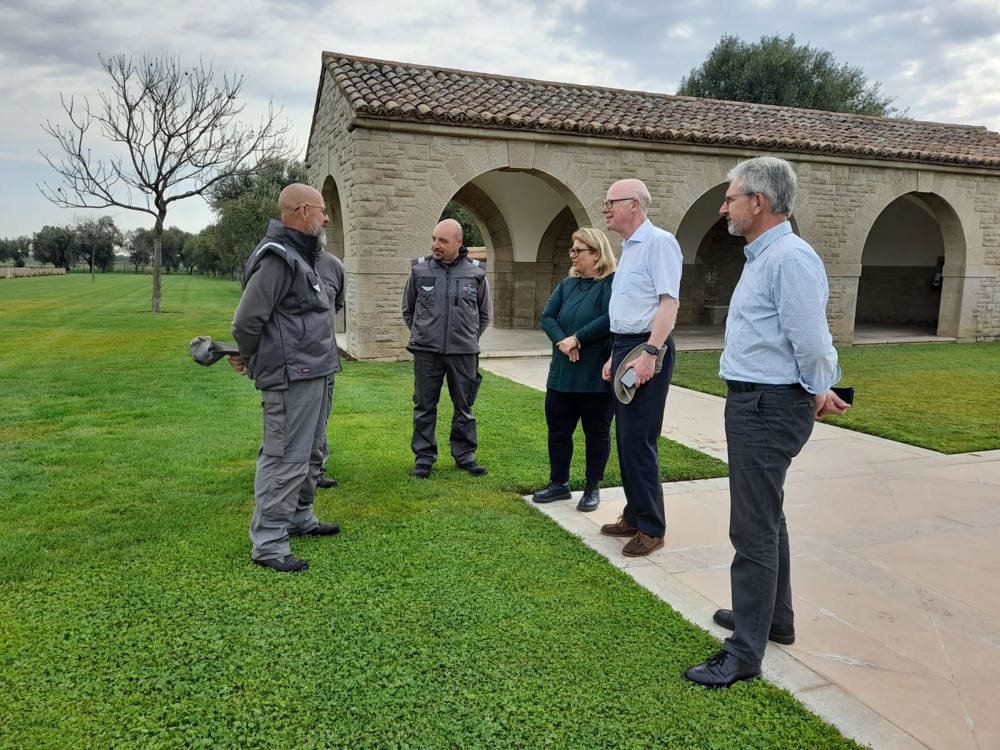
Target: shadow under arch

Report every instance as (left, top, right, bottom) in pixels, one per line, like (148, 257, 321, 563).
(856, 191, 967, 337)
(674, 183, 800, 325)
(320, 175, 347, 335)
(447, 168, 589, 329)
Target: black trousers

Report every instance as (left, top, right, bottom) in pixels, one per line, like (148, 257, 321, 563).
(411, 351, 481, 466)
(723, 383, 815, 666)
(612, 333, 675, 538)
(544, 389, 614, 487)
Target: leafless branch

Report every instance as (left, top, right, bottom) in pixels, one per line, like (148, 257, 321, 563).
(37, 53, 296, 310)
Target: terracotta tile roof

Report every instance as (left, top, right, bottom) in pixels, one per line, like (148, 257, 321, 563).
(321, 52, 1000, 170)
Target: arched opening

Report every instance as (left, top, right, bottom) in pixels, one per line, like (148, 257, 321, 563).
(675, 184, 797, 327)
(447, 169, 587, 331)
(856, 193, 962, 337)
(321, 175, 346, 337)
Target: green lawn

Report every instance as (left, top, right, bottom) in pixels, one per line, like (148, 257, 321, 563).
(0, 273, 863, 749)
(673, 342, 1000, 454)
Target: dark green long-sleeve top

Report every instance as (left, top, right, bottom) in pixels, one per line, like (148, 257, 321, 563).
(540, 273, 615, 393)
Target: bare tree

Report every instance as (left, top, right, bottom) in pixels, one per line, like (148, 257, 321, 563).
(39, 54, 295, 311)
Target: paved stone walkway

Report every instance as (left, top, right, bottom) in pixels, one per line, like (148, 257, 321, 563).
(483, 354, 1000, 750)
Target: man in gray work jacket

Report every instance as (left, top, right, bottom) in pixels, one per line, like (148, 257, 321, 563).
(229, 183, 342, 573)
(401, 218, 492, 479)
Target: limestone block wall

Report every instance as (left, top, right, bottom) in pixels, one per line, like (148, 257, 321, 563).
(308, 78, 1000, 357)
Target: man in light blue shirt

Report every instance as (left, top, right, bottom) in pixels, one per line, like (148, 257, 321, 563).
(599, 178, 683, 557)
(684, 156, 851, 688)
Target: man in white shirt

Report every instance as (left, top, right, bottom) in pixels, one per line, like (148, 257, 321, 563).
(599, 179, 683, 557)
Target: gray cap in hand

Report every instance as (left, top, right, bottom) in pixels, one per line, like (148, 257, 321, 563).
(190, 335, 240, 367)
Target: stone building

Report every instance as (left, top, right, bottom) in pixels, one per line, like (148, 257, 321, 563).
(306, 52, 1000, 360)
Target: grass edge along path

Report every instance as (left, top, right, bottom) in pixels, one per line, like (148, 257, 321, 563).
(672, 342, 1000, 454)
(1, 273, 863, 749)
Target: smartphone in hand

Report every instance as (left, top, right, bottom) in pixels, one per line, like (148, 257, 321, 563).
(831, 386, 855, 405)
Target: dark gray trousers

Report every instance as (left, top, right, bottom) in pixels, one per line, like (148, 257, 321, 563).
(723, 384, 815, 665)
(411, 350, 481, 466)
(249, 377, 328, 561)
(612, 333, 674, 538)
(320, 374, 335, 470)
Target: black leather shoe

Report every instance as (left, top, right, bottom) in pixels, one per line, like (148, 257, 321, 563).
(683, 649, 760, 688)
(532, 483, 571, 503)
(576, 487, 600, 512)
(292, 521, 341, 537)
(411, 464, 432, 478)
(252, 554, 309, 573)
(713, 609, 795, 645)
(316, 472, 338, 489)
(458, 460, 488, 476)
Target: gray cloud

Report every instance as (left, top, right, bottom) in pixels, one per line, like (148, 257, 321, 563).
(3, 0, 999, 237)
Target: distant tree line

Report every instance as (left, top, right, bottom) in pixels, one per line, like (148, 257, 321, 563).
(3, 219, 191, 276)
(12, 156, 492, 276)
(7, 158, 310, 278)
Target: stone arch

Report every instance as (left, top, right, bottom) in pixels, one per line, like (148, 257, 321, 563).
(856, 192, 967, 337)
(320, 175, 347, 337)
(451, 182, 514, 266)
(445, 167, 587, 328)
(535, 207, 579, 325)
(320, 175, 345, 260)
(674, 182, 802, 325)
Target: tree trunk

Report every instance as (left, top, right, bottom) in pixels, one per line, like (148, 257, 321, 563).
(151, 213, 164, 313)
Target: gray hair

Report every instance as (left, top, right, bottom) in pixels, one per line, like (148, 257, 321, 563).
(727, 157, 797, 215)
(634, 182, 652, 213)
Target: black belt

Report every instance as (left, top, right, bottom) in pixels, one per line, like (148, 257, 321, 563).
(726, 380, 802, 393)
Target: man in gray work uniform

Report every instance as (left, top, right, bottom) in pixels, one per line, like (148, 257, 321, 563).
(402, 218, 492, 479)
(230, 183, 342, 573)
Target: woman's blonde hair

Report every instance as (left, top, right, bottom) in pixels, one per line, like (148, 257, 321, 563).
(569, 227, 617, 279)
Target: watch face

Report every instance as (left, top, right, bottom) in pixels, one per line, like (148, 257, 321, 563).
(643, 344, 658, 355)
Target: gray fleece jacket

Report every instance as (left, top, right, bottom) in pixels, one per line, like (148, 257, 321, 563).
(231, 220, 337, 389)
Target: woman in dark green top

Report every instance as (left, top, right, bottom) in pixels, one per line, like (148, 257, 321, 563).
(533, 228, 618, 512)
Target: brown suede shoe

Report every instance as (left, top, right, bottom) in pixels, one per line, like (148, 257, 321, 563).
(622, 532, 664, 557)
(600, 515, 639, 537)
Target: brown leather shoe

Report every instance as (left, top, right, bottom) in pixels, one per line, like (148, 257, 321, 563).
(622, 531, 664, 556)
(600, 515, 638, 537)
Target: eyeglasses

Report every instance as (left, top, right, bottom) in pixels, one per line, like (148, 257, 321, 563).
(568, 247, 594, 257)
(601, 197, 635, 211)
(722, 192, 756, 206)
(298, 203, 328, 215)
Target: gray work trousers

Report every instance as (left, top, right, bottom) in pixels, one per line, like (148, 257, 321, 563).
(723, 384, 815, 665)
(249, 376, 329, 561)
(411, 350, 481, 466)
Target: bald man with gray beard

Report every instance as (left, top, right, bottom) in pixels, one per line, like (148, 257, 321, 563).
(229, 183, 342, 573)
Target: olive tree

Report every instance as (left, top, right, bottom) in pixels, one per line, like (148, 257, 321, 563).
(677, 34, 898, 117)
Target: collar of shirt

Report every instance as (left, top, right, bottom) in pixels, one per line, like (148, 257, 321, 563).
(622, 218, 653, 248)
(744, 220, 792, 262)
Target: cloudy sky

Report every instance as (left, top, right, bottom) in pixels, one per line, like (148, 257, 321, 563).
(2, 0, 999, 239)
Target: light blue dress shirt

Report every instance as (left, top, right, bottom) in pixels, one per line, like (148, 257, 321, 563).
(719, 221, 841, 394)
(609, 219, 683, 334)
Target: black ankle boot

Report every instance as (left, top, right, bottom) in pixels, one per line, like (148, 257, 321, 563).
(577, 485, 600, 512)
(532, 483, 571, 503)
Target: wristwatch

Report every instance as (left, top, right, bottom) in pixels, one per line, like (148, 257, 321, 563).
(642, 343, 660, 356)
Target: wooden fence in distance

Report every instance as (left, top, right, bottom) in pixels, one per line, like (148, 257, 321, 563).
(0, 267, 67, 279)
